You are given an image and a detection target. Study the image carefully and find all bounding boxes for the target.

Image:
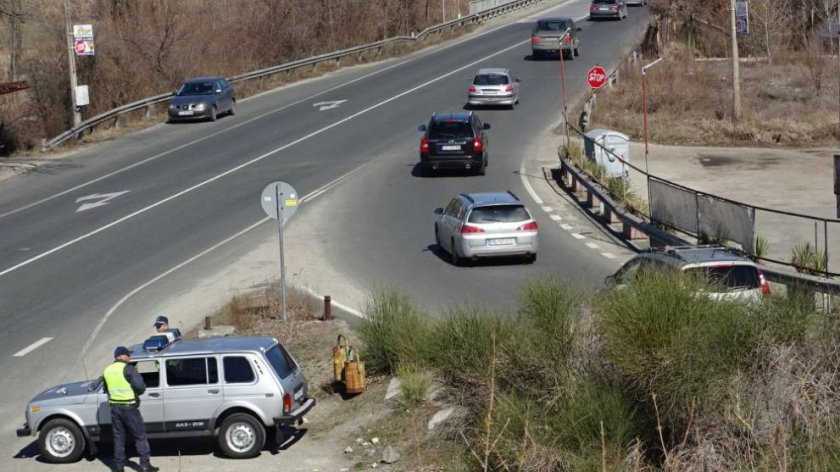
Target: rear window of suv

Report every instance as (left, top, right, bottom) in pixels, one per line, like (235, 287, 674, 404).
(684, 265, 760, 291)
(429, 121, 472, 139)
(265, 344, 297, 379)
(468, 205, 530, 223)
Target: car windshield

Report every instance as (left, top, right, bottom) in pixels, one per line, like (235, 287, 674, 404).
(176, 81, 215, 96)
(474, 74, 510, 86)
(537, 20, 569, 31)
(429, 121, 472, 139)
(592, 0, 618, 4)
(468, 205, 530, 223)
(685, 265, 761, 291)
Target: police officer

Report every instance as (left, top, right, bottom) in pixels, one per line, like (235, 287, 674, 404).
(102, 346, 159, 472)
(153, 315, 169, 333)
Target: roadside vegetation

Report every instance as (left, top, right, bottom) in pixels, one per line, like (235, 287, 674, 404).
(589, 0, 840, 147)
(0, 0, 475, 155)
(360, 276, 840, 470)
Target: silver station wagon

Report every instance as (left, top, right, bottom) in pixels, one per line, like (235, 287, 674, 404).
(16, 334, 314, 463)
(434, 191, 539, 265)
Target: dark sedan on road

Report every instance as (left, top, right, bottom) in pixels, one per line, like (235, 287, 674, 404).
(168, 76, 236, 122)
(589, 0, 628, 20)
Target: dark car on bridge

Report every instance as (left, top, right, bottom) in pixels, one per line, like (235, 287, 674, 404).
(168, 76, 236, 122)
(418, 112, 490, 177)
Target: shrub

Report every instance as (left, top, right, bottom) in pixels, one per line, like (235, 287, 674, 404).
(359, 289, 433, 375)
(395, 362, 432, 409)
(598, 269, 758, 426)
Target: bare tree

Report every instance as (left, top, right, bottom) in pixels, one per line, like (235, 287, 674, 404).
(750, 0, 793, 61)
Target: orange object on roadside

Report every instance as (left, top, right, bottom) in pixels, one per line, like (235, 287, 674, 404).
(332, 334, 366, 394)
(332, 335, 348, 382)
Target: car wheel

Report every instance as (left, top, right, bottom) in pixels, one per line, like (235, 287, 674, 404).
(38, 418, 86, 463)
(218, 413, 266, 459)
(450, 238, 462, 266)
(574, 47, 580, 57)
(420, 164, 433, 177)
(209, 106, 217, 122)
(525, 253, 537, 264)
(435, 225, 442, 249)
(532, 50, 541, 60)
(477, 160, 486, 176)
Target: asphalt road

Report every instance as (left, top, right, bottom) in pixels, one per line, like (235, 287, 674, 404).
(0, 0, 650, 469)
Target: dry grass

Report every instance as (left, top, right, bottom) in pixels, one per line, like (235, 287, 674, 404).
(589, 45, 840, 147)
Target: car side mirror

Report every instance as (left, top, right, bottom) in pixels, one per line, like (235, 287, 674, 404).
(515, 78, 521, 83)
(418, 124, 427, 132)
(434, 207, 443, 215)
(483, 123, 491, 130)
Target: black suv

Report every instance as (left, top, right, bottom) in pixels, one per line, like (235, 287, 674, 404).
(418, 112, 490, 177)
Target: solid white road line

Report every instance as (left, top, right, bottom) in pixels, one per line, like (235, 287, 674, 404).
(585, 242, 599, 249)
(560, 223, 574, 230)
(519, 163, 544, 206)
(81, 163, 368, 358)
(13, 337, 54, 357)
(601, 252, 617, 259)
(1, 40, 532, 280)
(549, 214, 562, 221)
(571, 233, 586, 240)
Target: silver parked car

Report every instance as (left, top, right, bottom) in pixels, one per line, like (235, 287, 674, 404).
(467, 68, 520, 109)
(16, 333, 314, 462)
(605, 245, 771, 302)
(434, 191, 539, 265)
(168, 76, 236, 122)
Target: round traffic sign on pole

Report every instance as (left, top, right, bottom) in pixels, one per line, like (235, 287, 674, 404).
(587, 65, 608, 90)
(260, 181, 299, 222)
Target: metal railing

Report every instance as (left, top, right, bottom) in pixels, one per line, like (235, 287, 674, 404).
(43, 0, 543, 150)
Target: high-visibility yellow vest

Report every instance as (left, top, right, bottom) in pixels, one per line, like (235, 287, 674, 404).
(103, 362, 136, 404)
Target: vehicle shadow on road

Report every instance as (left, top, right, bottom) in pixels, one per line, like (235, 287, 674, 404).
(425, 244, 534, 267)
(410, 163, 480, 179)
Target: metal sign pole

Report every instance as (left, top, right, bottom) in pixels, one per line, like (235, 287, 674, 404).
(275, 186, 287, 322)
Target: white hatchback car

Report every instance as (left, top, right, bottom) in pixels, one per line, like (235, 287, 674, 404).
(434, 191, 538, 265)
(467, 68, 520, 109)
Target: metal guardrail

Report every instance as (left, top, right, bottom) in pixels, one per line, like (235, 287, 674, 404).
(43, 0, 543, 150)
(558, 157, 840, 294)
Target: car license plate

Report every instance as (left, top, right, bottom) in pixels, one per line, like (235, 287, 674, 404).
(483, 90, 497, 94)
(599, 6, 609, 10)
(441, 145, 460, 151)
(294, 389, 303, 401)
(487, 238, 515, 246)
(178, 110, 194, 116)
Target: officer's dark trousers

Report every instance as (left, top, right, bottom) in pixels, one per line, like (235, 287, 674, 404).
(111, 404, 151, 468)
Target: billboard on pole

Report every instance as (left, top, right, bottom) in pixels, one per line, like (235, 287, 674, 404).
(73, 24, 95, 56)
(735, 1, 749, 36)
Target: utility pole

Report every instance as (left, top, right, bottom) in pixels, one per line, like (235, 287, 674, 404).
(729, 0, 741, 124)
(63, 0, 82, 127)
(442, 0, 445, 22)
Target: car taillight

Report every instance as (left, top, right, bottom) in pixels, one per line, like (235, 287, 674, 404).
(505, 85, 514, 93)
(531, 36, 541, 44)
(468, 85, 476, 93)
(758, 270, 771, 295)
(472, 137, 483, 153)
(610, 5, 619, 10)
(420, 137, 429, 153)
(562, 36, 571, 44)
(461, 224, 485, 234)
(590, 5, 597, 11)
(517, 222, 539, 231)
(283, 393, 292, 413)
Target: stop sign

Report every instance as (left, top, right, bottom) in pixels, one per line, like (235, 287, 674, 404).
(587, 65, 607, 90)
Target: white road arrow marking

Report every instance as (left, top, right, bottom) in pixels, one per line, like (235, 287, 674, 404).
(75, 191, 129, 212)
(312, 100, 347, 111)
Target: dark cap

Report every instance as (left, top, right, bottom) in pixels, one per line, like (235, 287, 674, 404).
(153, 315, 169, 327)
(114, 346, 130, 358)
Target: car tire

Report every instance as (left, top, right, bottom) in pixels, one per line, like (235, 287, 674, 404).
(477, 160, 486, 176)
(209, 106, 217, 122)
(421, 164, 433, 177)
(450, 238, 462, 266)
(218, 413, 266, 459)
(525, 253, 537, 264)
(532, 50, 542, 60)
(38, 418, 86, 463)
(574, 47, 580, 57)
(435, 225, 442, 250)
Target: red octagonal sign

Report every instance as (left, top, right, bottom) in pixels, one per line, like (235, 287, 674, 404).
(587, 65, 607, 90)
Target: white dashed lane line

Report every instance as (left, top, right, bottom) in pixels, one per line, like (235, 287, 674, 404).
(541, 206, 553, 212)
(560, 223, 574, 230)
(601, 253, 617, 259)
(13, 337, 54, 357)
(549, 214, 562, 221)
(571, 233, 586, 240)
(585, 242, 599, 249)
